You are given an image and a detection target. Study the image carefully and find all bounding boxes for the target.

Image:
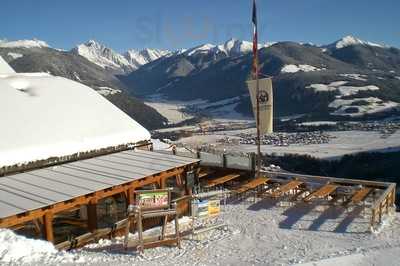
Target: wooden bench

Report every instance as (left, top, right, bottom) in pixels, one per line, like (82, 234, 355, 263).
(205, 173, 241, 188)
(344, 187, 373, 206)
(270, 180, 304, 198)
(233, 177, 270, 194)
(304, 184, 338, 202)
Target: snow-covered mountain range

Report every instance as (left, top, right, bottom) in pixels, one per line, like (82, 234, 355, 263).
(71, 40, 170, 72)
(1, 35, 399, 122)
(183, 38, 273, 57)
(0, 35, 393, 74)
(71, 39, 273, 73)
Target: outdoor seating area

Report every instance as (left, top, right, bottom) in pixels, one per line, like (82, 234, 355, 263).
(196, 166, 396, 232)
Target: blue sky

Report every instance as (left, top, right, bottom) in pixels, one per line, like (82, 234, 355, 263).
(1, 0, 399, 51)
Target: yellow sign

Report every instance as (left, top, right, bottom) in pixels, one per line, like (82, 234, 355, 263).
(208, 200, 221, 217)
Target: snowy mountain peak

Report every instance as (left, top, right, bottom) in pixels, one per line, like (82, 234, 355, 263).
(72, 40, 170, 71)
(72, 40, 131, 71)
(185, 39, 270, 57)
(219, 39, 253, 55)
(124, 48, 170, 68)
(0, 39, 50, 49)
(330, 35, 385, 49)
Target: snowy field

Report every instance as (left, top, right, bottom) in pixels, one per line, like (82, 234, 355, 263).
(144, 96, 199, 124)
(144, 95, 251, 125)
(177, 130, 400, 159)
(1, 200, 399, 266)
(144, 101, 194, 124)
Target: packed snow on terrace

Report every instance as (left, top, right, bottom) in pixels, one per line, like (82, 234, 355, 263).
(1, 200, 399, 266)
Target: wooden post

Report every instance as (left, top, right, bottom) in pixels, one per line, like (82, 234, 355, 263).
(136, 206, 144, 253)
(160, 177, 166, 189)
(378, 202, 383, 224)
(161, 215, 168, 240)
(385, 197, 389, 214)
(33, 218, 43, 237)
(391, 188, 396, 207)
(43, 213, 54, 243)
(87, 200, 98, 232)
(124, 218, 130, 250)
(126, 188, 134, 206)
(370, 208, 375, 229)
(173, 203, 181, 248)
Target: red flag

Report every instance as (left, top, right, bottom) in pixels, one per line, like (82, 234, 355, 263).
(252, 0, 258, 79)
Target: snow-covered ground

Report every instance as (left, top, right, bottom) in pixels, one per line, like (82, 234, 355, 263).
(339, 74, 368, 82)
(281, 64, 323, 73)
(97, 87, 121, 96)
(1, 201, 399, 266)
(144, 99, 197, 124)
(144, 95, 251, 124)
(307, 81, 380, 96)
(178, 130, 400, 159)
(329, 97, 399, 117)
(299, 121, 338, 126)
(306, 80, 398, 117)
(7, 52, 23, 60)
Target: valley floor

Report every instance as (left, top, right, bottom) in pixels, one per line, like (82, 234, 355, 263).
(2, 199, 399, 266)
(177, 130, 400, 159)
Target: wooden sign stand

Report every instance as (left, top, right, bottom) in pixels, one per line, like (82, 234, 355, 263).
(124, 189, 181, 253)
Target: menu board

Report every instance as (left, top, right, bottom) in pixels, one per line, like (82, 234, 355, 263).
(137, 190, 169, 210)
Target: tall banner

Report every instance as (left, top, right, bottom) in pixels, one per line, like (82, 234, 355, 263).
(247, 78, 274, 134)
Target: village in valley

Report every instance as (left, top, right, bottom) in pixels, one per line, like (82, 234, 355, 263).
(1, 1, 400, 266)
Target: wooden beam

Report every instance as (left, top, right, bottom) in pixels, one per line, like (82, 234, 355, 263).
(87, 200, 98, 232)
(43, 213, 54, 243)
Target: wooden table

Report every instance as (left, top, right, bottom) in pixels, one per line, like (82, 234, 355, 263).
(270, 180, 304, 198)
(233, 177, 270, 194)
(205, 173, 241, 188)
(304, 184, 338, 202)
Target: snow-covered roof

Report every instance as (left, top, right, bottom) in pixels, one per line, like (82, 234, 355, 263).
(0, 56, 15, 74)
(0, 58, 151, 168)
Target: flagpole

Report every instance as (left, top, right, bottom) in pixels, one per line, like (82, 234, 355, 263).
(256, 66, 261, 178)
(252, 0, 262, 178)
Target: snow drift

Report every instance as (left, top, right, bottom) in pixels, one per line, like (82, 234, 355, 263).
(0, 57, 151, 168)
(0, 228, 58, 264)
